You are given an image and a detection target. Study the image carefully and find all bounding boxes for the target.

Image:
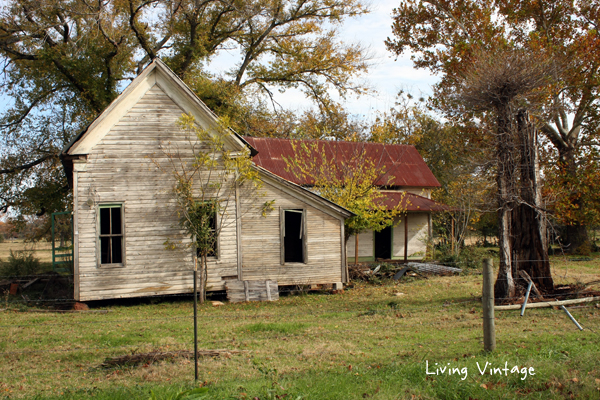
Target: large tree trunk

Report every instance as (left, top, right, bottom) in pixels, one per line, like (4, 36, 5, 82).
(512, 110, 553, 292)
(494, 105, 517, 300)
(556, 145, 590, 254)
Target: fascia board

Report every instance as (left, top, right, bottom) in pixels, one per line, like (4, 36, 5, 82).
(69, 68, 157, 155)
(68, 58, 247, 156)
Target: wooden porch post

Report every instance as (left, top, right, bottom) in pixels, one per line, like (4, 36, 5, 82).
(404, 213, 409, 262)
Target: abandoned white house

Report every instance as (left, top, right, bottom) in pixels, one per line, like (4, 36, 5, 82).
(61, 58, 353, 301)
(244, 137, 449, 262)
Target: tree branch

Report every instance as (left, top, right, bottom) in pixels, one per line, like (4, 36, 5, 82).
(0, 155, 55, 175)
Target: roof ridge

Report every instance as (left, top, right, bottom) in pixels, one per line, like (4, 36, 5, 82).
(242, 135, 414, 149)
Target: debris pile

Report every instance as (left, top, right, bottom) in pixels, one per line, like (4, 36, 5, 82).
(349, 262, 462, 282)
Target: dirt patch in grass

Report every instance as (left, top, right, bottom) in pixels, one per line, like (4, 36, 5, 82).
(101, 349, 242, 368)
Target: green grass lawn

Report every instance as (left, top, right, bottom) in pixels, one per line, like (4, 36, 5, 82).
(1, 256, 599, 399)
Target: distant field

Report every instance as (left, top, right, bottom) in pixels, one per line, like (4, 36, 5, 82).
(0, 239, 54, 263)
(1, 255, 599, 399)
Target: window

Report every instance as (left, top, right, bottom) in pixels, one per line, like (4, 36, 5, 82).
(281, 209, 306, 264)
(193, 202, 218, 259)
(99, 204, 124, 265)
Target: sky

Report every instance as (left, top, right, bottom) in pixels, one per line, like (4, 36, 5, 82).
(206, 0, 439, 123)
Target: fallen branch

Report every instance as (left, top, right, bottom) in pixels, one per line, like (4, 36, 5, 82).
(495, 296, 600, 311)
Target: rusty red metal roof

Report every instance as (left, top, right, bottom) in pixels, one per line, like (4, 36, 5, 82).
(376, 192, 452, 212)
(244, 137, 441, 188)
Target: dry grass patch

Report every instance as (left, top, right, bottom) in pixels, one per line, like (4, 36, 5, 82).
(0, 240, 53, 263)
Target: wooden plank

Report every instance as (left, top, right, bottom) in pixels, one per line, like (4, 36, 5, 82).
(73, 168, 80, 301)
(495, 296, 600, 310)
(302, 208, 308, 263)
(340, 219, 347, 283)
(226, 280, 279, 303)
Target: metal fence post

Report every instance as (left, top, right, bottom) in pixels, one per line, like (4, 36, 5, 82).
(482, 258, 496, 352)
(194, 256, 198, 382)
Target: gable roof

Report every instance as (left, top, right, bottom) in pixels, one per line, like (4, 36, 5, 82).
(243, 137, 441, 188)
(62, 58, 247, 156)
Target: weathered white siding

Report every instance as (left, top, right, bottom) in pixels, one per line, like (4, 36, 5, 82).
(346, 212, 429, 262)
(240, 180, 343, 285)
(346, 231, 374, 261)
(75, 84, 238, 300)
(392, 213, 429, 259)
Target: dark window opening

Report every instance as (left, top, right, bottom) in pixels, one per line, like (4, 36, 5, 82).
(374, 226, 392, 260)
(284, 209, 304, 263)
(99, 205, 123, 264)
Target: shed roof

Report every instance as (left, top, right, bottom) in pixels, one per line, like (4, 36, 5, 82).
(243, 137, 441, 188)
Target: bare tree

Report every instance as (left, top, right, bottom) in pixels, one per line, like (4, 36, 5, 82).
(459, 48, 554, 300)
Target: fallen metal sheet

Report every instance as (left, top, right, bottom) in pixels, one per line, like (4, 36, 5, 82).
(393, 266, 427, 280)
(406, 262, 462, 274)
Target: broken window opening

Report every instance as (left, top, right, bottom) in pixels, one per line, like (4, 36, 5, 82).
(99, 204, 123, 265)
(283, 209, 305, 263)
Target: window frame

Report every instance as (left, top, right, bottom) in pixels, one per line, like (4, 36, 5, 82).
(280, 208, 308, 265)
(97, 203, 126, 268)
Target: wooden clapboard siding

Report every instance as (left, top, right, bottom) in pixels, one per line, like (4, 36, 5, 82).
(346, 231, 375, 260)
(75, 84, 239, 301)
(240, 179, 343, 285)
(345, 213, 429, 262)
(392, 213, 429, 259)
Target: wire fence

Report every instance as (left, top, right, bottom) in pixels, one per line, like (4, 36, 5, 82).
(1, 258, 599, 397)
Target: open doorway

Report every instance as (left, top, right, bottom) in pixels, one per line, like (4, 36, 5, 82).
(374, 226, 392, 260)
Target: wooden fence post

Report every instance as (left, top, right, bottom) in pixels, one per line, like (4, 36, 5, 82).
(482, 258, 496, 352)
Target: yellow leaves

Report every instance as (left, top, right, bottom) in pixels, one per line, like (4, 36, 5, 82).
(162, 114, 264, 253)
(260, 200, 276, 217)
(283, 140, 405, 235)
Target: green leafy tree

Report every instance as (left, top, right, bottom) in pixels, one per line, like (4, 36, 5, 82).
(283, 140, 405, 260)
(0, 0, 370, 217)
